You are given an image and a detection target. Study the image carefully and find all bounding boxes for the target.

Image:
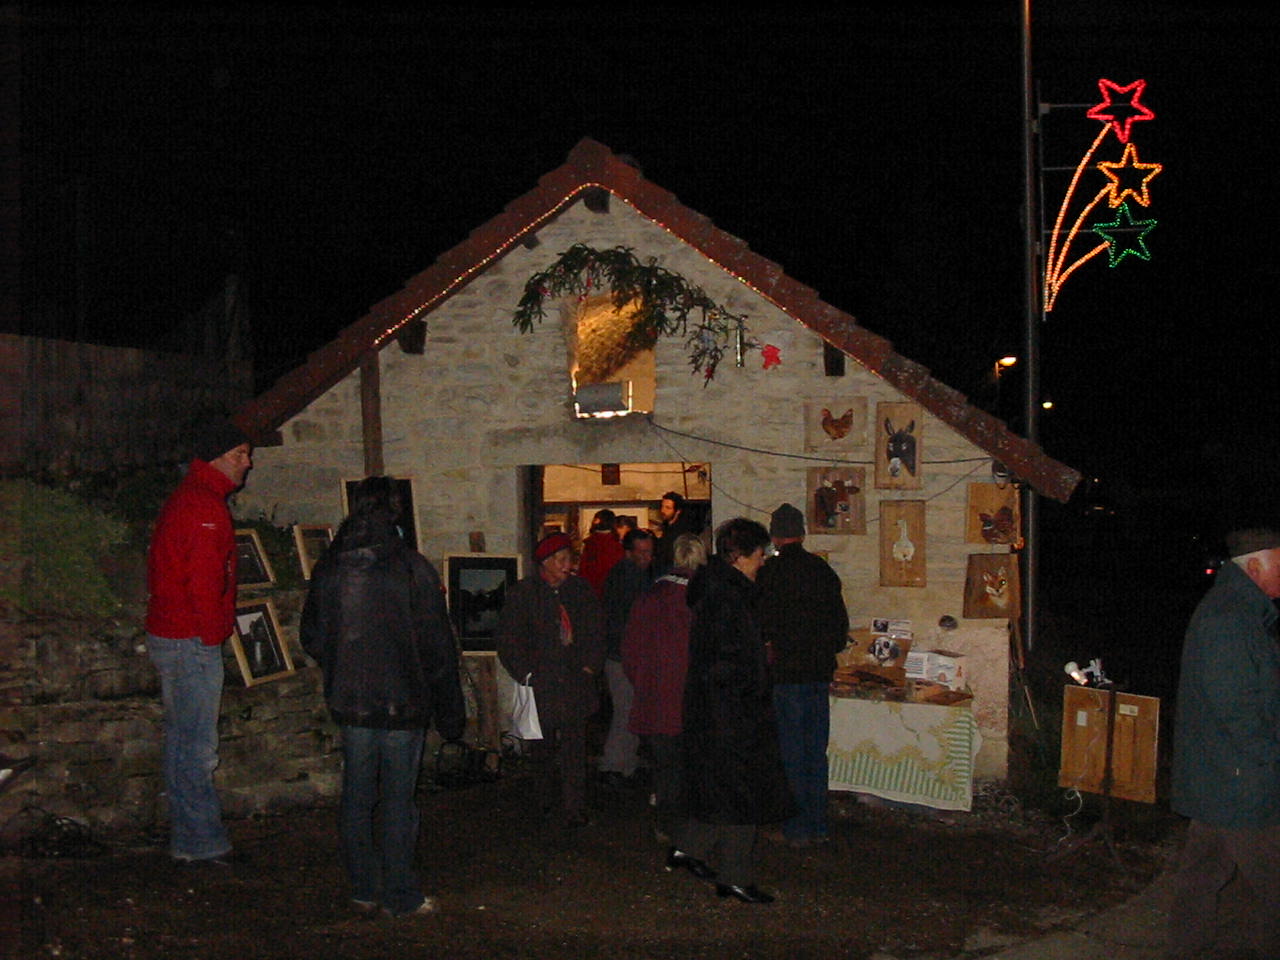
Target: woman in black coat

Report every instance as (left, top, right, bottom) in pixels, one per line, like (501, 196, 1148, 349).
(667, 518, 794, 904)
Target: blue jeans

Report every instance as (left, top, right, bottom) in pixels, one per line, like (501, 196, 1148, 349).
(147, 635, 231, 860)
(773, 683, 831, 842)
(340, 726, 426, 915)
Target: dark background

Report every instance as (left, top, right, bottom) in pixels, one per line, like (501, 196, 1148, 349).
(15, 4, 1280, 578)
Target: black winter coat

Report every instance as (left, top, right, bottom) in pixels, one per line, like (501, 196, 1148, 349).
(300, 512, 465, 736)
(683, 556, 795, 825)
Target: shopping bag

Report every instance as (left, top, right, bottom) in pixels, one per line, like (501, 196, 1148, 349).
(511, 673, 543, 740)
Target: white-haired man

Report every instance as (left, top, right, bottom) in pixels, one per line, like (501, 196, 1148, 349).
(1168, 527, 1280, 959)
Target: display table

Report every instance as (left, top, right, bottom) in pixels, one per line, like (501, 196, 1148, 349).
(827, 698, 982, 811)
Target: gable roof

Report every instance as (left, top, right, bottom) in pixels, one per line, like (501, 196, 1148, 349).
(235, 138, 1080, 502)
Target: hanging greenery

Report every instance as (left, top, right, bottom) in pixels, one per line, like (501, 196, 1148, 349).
(512, 243, 754, 381)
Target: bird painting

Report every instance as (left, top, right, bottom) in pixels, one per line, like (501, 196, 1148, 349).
(820, 407, 855, 441)
(892, 518, 915, 564)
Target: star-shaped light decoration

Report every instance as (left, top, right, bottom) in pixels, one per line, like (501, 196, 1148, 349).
(1092, 201, 1157, 266)
(1086, 78, 1155, 144)
(1097, 143, 1163, 207)
(761, 344, 781, 370)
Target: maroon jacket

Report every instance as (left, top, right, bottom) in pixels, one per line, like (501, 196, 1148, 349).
(621, 571, 693, 735)
(145, 459, 238, 646)
(578, 530, 623, 597)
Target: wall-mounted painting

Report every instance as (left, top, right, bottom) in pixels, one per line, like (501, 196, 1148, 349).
(230, 599, 295, 686)
(443, 554, 523, 652)
(965, 483, 1022, 546)
(293, 524, 334, 579)
(963, 553, 1021, 619)
(803, 399, 867, 453)
(341, 477, 417, 551)
(875, 401, 923, 490)
(879, 500, 926, 587)
(806, 467, 866, 535)
(234, 529, 275, 589)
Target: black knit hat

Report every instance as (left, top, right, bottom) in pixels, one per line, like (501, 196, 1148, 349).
(1225, 527, 1280, 558)
(192, 417, 251, 464)
(769, 502, 805, 539)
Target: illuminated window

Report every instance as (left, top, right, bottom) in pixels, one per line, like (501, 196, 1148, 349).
(569, 297, 655, 419)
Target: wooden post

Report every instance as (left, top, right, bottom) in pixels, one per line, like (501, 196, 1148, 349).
(359, 351, 383, 476)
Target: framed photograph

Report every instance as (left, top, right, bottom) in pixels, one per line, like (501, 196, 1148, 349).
(875, 401, 924, 490)
(443, 554, 522, 652)
(234, 529, 275, 588)
(293, 524, 334, 579)
(230, 599, 295, 686)
(963, 553, 1021, 619)
(342, 477, 417, 550)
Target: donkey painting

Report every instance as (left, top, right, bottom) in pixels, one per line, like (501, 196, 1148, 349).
(884, 419, 918, 478)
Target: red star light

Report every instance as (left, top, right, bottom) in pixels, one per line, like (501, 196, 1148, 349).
(1087, 78, 1155, 143)
(761, 344, 781, 369)
(1097, 143, 1163, 207)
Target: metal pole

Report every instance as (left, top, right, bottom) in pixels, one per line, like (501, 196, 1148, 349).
(1020, 0, 1042, 651)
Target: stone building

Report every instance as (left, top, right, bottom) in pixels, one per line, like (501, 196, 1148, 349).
(234, 139, 1079, 780)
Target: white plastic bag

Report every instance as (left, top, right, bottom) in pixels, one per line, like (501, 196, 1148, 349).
(511, 673, 543, 740)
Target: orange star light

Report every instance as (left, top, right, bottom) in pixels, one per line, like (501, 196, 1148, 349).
(1097, 143, 1163, 207)
(1086, 78, 1155, 143)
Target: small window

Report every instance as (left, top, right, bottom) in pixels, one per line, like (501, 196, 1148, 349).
(570, 297, 655, 418)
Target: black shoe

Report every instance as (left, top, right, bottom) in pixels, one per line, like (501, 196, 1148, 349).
(665, 848, 717, 881)
(716, 883, 774, 904)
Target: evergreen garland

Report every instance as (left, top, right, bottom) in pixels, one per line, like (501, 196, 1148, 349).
(512, 244, 754, 381)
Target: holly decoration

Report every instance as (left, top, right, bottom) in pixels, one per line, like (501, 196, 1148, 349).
(513, 244, 754, 381)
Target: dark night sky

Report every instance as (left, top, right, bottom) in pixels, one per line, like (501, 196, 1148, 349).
(19, 3, 1280, 521)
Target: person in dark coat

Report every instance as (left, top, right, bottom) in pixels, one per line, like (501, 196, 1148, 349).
(653, 491, 698, 572)
(301, 476, 466, 918)
(758, 502, 849, 846)
(599, 528, 657, 788)
(1167, 526, 1280, 958)
(496, 532, 605, 826)
(670, 518, 794, 904)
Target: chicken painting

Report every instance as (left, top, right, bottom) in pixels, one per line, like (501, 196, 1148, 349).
(820, 407, 855, 441)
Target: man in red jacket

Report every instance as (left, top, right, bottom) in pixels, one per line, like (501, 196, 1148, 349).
(146, 418, 252, 865)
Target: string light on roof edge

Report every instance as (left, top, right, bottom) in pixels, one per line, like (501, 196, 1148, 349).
(1043, 78, 1165, 313)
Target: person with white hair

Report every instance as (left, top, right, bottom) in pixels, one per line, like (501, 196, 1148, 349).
(1167, 526, 1280, 959)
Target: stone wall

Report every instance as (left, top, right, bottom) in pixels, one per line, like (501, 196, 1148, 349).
(0, 590, 342, 839)
(236, 199, 1015, 778)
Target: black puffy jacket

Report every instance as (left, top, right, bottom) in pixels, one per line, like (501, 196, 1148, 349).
(301, 512, 465, 736)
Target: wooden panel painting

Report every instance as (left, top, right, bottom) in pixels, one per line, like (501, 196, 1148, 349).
(879, 500, 926, 587)
(803, 399, 867, 453)
(875, 402, 923, 490)
(963, 553, 1021, 619)
(806, 467, 866, 535)
(966, 483, 1022, 545)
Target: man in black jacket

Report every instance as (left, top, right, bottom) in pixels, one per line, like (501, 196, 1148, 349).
(758, 502, 849, 847)
(301, 477, 465, 918)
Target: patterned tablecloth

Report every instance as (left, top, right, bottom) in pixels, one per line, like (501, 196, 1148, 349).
(827, 698, 982, 811)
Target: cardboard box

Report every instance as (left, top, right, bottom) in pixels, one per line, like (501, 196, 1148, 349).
(904, 649, 965, 690)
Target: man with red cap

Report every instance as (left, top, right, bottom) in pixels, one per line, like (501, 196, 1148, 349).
(146, 416, 252, 865)
(496, 532, 605, 826)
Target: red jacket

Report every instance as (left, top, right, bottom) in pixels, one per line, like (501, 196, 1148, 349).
(578, 530, 623, 597)
(621, 571, 693, 735)
(146, 459, 238, 646)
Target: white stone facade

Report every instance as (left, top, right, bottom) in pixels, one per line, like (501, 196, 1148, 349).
(236, 198, 1014, 777)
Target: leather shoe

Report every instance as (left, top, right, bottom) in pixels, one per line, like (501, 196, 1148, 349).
(665, 848, 716, 881)
(716, 883, 774, 904)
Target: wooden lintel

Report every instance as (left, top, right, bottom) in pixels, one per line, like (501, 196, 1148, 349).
(360, 351, 384, 476)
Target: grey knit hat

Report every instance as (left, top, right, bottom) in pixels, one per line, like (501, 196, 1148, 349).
(769, 502, 805, 539)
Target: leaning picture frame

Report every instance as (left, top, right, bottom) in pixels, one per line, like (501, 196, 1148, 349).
(230, 599, 295, 686)
(443, 554, 522, 652)
(234, 529, 275, 588)
(292, 523, 334, 579)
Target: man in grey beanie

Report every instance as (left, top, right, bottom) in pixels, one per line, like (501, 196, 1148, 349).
(757, 502, 848, 847)
(1167, 526, 1280, 958)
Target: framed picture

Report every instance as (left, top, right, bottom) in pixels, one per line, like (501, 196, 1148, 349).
(875, 401, 924, 490)
(803, 398, 867, 452)
(966, 483, 1022, 546)
(230, 599, 295, 686)
(234, 529, 275, 588)
(293, 524, 334, 579)
(342, 477, 417, 550)
(963, 553, 1021, 619)
(807, 466, 866, 535)
(443, 554, 522, 652)
(879, 500, 926, 587)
